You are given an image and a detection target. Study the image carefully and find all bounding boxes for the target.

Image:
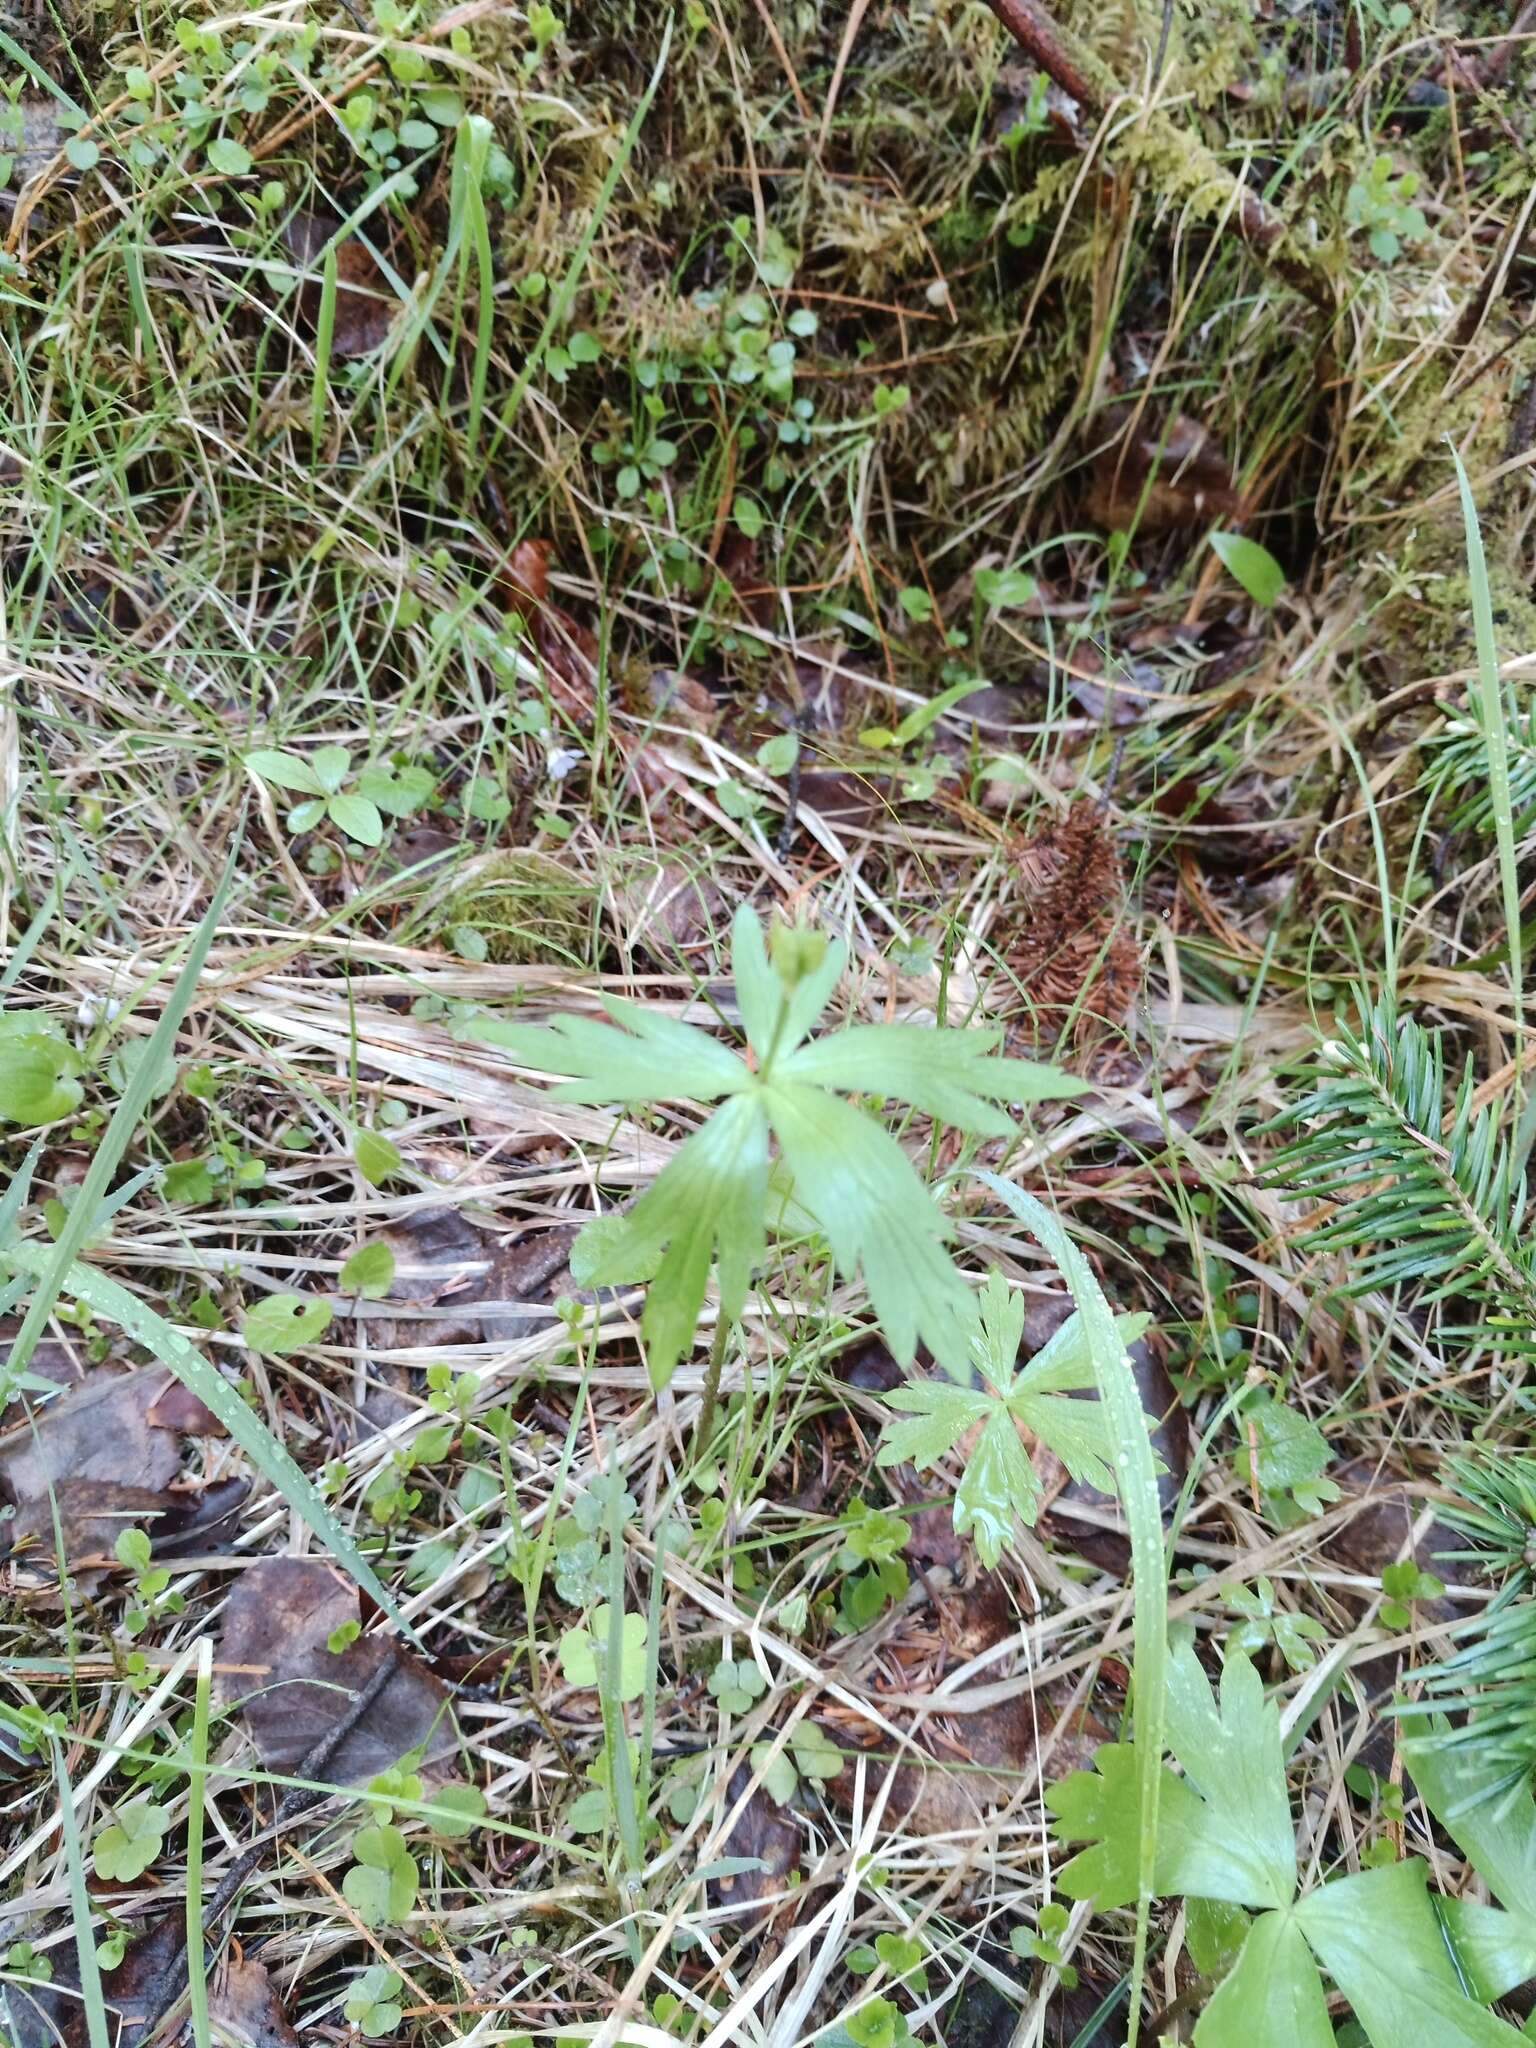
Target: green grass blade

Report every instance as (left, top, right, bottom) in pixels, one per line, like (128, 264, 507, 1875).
(0, 841, 238, 1405)
(971, 1171, 1166, 2048)
(313, 243, 338, 444)
(0, 1136, 44, 1244)
(50, 1738, 111, 2048)
(185, 1637, 213, 2048)
(1452, 447, 1524, 1137)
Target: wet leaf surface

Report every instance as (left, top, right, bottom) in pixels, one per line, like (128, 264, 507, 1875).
(207, 1955, 302, 2048)
(1, 1475, 247, 1589)
(1083, 409, 1242, 534)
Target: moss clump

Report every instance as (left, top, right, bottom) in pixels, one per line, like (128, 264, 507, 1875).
(435, 852, 598, 969)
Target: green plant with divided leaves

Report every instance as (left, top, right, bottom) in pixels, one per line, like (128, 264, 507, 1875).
(1048, 1633, 1536, 2045)
(465, 906, 1084, 1392)
(876, 1270, 1148, 1566)
(243, 744, 435, 851)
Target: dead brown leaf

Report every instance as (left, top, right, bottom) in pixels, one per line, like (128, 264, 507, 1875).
(0, 1912, 184, 2048)
(1323, 1459, 1476, 1770)
(496, 538, 599, 724)
(1326, 1459, 1472, 1624)
(0, 1365, 247, 1593)
(821, 1585, 1107, 1833)
(374, 1209, 579, 1350)
(0, 99, 66, 212)
(608, 855, 724, 967)
(145, 1373, 227, 1437)
(208, 1957, 301, 2048)
(1042, 1338, 1188, 1574)
(1, 1475, 248, 1591)
(708, 1764, 802, 1922)
(0, 1367, 181, 1502)
(281, 213, 399, 359)
(1083, 409, 1242, 534)
(218, 1556, 459, 1782)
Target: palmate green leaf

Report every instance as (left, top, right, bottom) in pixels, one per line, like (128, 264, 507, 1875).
(781, 1024, 1086, 1140)
(1051, 1641, 1529, 2048)
(954, 1406, 1042, 1565)
(1013, 1303, 1152, 1394)
(877, 1276, 1140, 1561)
(473, 909, 1083, 1389)
(876, 1381, 990, 1471)
(1403, 1731, 1536, 1922)
(468, 999, 749, 1107)
(1293, 1862, 1522, 2048)
(975, 1173, 1171, 2028)
(580, 1092, 769, 1389)
(1195, 1908, 1332, 2048)
(765, 1078, 973, 1373)
(1438, 1898, 1536, 2007)
(1163, 1640, 1296, 1908)
(1046, 1740, 1212, 1909)
(1402, 1725, 1536, 2000)
(1052, 1641, 1295, 1910)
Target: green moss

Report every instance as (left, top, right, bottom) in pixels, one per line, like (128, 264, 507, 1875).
(435, 852, 598, 969)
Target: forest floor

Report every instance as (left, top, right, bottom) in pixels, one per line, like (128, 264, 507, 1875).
(3, 2, 1536, 2045)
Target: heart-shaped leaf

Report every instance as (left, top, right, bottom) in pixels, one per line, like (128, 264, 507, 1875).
(243, 1292, 332, 1356)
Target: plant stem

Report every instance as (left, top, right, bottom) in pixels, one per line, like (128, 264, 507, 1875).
(695, 1315, 730, 1456)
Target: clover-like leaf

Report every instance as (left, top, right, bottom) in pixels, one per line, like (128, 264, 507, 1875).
(709, 1657, 767, 1715)
(344, 1824, 418, 1926)
(311, 744, 352, 794)
(751, 1742, 799, 1804)
(92, 1799, 168, 1883)
(558, 1607, 647, 1702)
(345, 1966, 404, 2039)
(423, 1782, 487, 1839)
(791, 1721, 843, 1783)
(243, 1291, 332, 1355)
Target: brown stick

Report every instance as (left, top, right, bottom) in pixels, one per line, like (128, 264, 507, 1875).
(1473, 0, 1536, 85)
(980, 0, 1296, 258)
(986, 0, 1098, 105)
